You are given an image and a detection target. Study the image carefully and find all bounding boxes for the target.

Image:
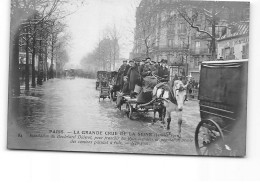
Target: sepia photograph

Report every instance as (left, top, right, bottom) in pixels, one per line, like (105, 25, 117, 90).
(7, 0, 250, 157)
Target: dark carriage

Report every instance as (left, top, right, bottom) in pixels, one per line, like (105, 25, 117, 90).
(96, 71, 110, 101)
(96, 71, 109, 90)
(109, 71, 120, 101)
(195, 59, 248, 156)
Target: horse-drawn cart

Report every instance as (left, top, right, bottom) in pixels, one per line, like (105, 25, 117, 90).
(117, 75, 167, 121)
(120, 95, 163, 121)
(194, 59, 248, 156)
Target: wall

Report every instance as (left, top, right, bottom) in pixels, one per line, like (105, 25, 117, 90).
(217, 36, 249, 60)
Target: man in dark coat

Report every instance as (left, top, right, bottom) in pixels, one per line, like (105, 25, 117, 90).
(150, 60, 158, 76)
(117, 60, 128, 90)
(158, 59, 170, 82)
(126, 60, 141, 97)
(138, 59, 145, 74)
(141, 59, 152, 77)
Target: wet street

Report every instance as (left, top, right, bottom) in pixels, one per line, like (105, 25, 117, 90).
(8, 78, 201, 155)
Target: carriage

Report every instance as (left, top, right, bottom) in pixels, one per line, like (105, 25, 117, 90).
(96, 71, 109, 90)
(109, 71, 119, 101)
(96, 71, 110, 101)
(97, 71, 120, 102)
(117, 75, 167, 121)
(194, 59, 248, 156)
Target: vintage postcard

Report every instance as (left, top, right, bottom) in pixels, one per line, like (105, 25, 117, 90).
(8, 0, 249, 157)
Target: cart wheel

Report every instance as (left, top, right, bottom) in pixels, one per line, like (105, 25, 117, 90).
(126, 103, 133, 120)
(195, 119, 225, 156)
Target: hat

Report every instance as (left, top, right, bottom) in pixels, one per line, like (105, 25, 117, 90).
(129, 60, 134, 63)
(134, 59, 141, 63)
(162, 59, 168, 63)
(123, 60, 127, 63)
(146, 57, 151, 60)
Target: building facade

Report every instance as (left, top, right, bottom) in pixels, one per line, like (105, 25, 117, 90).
(217, 22, 249, 60)
(131, 0, 249, 79)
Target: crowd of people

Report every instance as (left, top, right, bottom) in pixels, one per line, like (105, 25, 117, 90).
(115, 58, 170, 99)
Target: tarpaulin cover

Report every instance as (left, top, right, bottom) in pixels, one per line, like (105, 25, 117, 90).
(142, 76, 157, 92)
(199, 61, 248, 106)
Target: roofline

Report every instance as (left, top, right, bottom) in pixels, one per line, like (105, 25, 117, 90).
(218, 34, 249, 42)
(202, 59, 248, 64)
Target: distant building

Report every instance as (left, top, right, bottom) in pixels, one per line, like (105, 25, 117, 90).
(131, 0, 216, 77)
(217, 22, 249, 60)
(131, 0, 249, 80)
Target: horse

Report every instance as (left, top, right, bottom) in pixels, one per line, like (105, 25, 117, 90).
(152, 79, 188, 137)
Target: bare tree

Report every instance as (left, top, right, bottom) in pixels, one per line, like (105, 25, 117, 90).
(103, 24, 120, 70)
(10, 0, 86, 94)
(173, 1, 249, 60)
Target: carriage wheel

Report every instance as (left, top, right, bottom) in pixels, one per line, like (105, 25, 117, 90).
(126, 103, 133, 120)
(195, 119, 225, 156)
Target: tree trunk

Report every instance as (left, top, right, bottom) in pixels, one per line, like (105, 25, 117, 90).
(45, 46, 48, 81)
(211, 7, 217, 61)
(11, 30, 21, 96)
(31, 12, 36, 87)
(25, 27, 30, 91)
(37, 39, 43, 85)
(50, 37, 54, 79)
(31, 36, 36, 87)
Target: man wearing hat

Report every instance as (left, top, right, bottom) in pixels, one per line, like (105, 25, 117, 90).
(138, 59, 145, 74)
(117, 60, 131, 91)
(155, 59, 161, 69)
(125, 60, 141, 97)
(158, 59, 169, 82)
(141, 59, 152, 77)
(150, 60, 158, 75)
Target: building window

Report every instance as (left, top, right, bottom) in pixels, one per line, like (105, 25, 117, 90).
(242, 44, 249, 59)
(179, 23, 186, 34)
(168, 39, 174, 48)
(224, 47, 230, 59)
(168, 23, 175, 33)
(195, 41, 200, 54)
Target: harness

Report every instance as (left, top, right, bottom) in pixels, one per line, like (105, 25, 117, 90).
(155, 80, 186, 105)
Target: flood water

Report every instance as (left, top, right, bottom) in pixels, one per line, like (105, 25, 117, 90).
(8, 78, 200, 155)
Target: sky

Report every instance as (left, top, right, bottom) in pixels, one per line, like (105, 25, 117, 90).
(65, 0, 140, 67)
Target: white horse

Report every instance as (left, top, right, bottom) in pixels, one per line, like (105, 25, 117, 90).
(153, 80, 188, 137)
